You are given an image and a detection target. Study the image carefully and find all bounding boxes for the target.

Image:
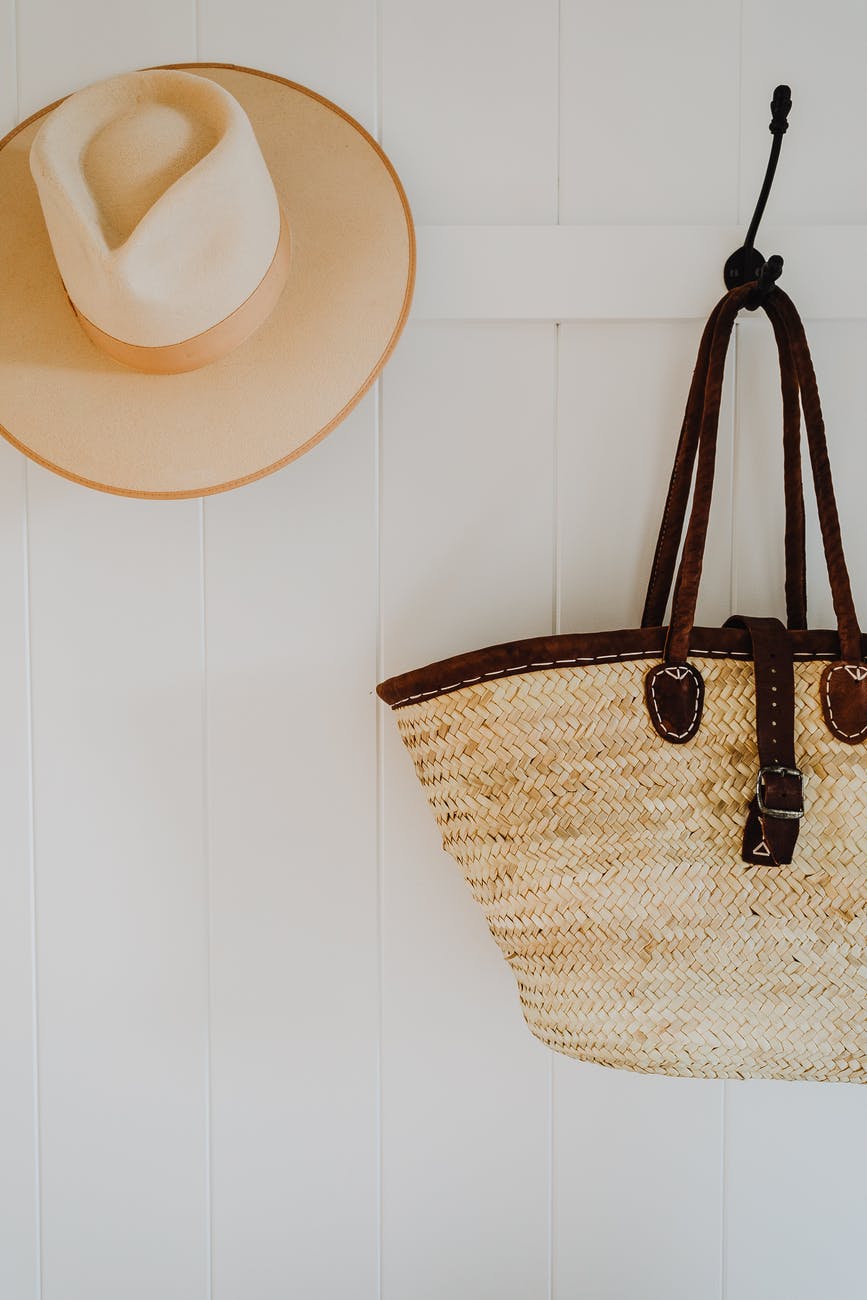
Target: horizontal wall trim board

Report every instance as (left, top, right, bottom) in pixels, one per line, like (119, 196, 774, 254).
(411, 226, 867, 320)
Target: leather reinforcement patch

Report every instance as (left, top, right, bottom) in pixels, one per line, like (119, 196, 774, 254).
(821, 661, 867, 744)
(644, 662, 705, 744)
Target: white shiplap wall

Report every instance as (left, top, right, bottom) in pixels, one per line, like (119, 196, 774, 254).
(2, 4, 867, 1299)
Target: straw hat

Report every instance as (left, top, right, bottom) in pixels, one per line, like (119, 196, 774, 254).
(0, 64, 415, 498)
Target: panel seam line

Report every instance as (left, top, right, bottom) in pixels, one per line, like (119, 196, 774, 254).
(23, 461, 44, 1300)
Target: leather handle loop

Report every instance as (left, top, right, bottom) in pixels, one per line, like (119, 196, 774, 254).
(641, 299, 724, 629)
(665, 287, 748, 662)
(775, 305, 808, 631)
(663, 285, 862, 667)
(642, 293, 807, 631)
(769, 291, 863, 665)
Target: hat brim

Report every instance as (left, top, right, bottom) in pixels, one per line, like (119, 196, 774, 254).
(0, 64, 415, 498)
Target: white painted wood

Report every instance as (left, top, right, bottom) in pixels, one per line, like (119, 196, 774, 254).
(725, 1081, 867, 1300)
(741, 0, 867, 226)
(16, 0, 195, 115)
(555, 320, 730, 1299)
(553, 1065, 723, 1300)
(193, 6, 380, 1290)
(0, 443, 39, 1300)
(26, 467, 208, 1300)
(560, 0, 741, 225)
(4, 4, 867, 1297)
(381, 0, 559, 224)
(731, 316, 797, 621)
(380, 323, 555, 1299)
(558, 320, 736, 634)
(411, 226, 867, 321)
(204, 408, 379, 1300)
(0, 0, 16, 132)
(731, 318, 867, 628)
(381, 323, 557, 670)
(198, 0, 376, 128)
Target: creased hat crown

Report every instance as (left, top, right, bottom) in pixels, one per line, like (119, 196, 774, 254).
(30, 69, 284, 350)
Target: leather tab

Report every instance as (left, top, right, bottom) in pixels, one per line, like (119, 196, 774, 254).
(645, 662, 704, 743)
(821, 661, 867, 744)
(726, 615, 802, 866)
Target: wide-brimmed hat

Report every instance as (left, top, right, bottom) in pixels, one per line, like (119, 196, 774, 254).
(0, 63, 415, 498)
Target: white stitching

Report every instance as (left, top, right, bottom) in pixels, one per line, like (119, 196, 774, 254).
(387, 646, 843, 709)
(824, 663, 867, 740)
(647, 664, 702, 741)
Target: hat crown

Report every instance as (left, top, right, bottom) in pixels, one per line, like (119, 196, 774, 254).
(30, 69, 283, 348)
(82, 98, 219, 250)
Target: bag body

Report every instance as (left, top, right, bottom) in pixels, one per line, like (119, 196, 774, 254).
(378, 285, 867, 1082)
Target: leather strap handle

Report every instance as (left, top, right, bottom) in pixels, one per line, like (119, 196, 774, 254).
(645, 283, 865, 747)
(772, 292, 862, 664)
(642, 296, 807, 631)
(664, 287, 862, 666)
(664, 285, 751, 662)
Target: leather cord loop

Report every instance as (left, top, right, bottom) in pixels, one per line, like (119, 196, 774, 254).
(642, 292, 807, 631)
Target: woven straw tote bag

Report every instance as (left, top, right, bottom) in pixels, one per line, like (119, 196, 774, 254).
(378, 283, 867, 1082)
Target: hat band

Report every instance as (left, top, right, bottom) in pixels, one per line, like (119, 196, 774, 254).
(72, 209, 291, 375)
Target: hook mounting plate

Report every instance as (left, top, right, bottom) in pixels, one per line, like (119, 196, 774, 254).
(724, 246, 766, 291)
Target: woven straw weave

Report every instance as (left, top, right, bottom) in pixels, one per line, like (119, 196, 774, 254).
(395, 654, 867, 1080)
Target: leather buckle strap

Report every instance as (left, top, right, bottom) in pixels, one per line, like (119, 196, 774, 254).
(726, 614, 803, 866)
(756, 765, 804, 821)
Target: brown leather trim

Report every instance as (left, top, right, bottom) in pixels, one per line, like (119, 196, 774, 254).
(377, 626, 867, 710)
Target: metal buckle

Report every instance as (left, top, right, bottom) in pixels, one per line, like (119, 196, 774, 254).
(756, 765, 804, 820)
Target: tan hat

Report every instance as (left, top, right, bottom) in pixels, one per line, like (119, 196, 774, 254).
(0, 63, 415, 498)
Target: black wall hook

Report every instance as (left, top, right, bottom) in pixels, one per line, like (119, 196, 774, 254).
(724, 84, 792, 306)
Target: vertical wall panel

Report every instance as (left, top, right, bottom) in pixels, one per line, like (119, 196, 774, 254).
(380, 323, 555, 1300)
(16, 17, 207, 1298)
(559, 0, 741, 225)
(726, 1082, 867, 1300)
(741, 1, 867, 226)
(381, 0, 559, 224)
(205, 412, 379, 1300)
(0, 443, 39, 1300)
(195, 10, 380, 1296)
(728, 314, 867, 1299)
(558, 320, 737, 634)
(0, 7, 34, 1297)
(16, 0, 195, 114)
(0, 0, 16, 131)
(554, 319, 731, 1298)
(27, 469, 208, 1300)
(198, 0, 376, 127)
(553, 1067, 723, 1300)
